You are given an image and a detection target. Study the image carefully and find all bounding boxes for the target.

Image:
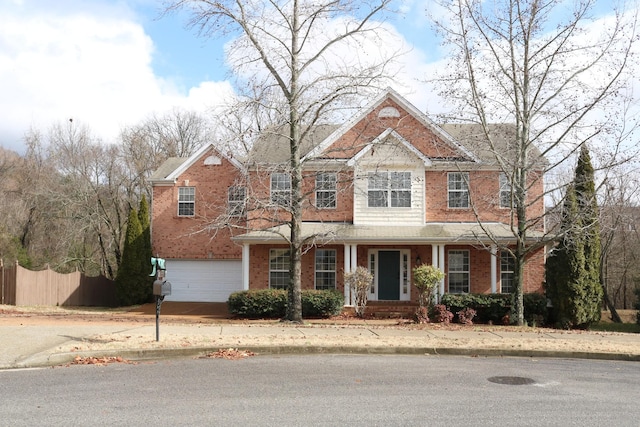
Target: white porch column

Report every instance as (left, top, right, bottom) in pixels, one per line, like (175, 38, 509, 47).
(490, 244, 498, 293)
(431, 245, 438, 267)
(242, 244, 250, 291)
(438, 244, 446, 298)
(343, 244, 352, 305)
(350, 244, 358, 305)
(351, 245, 358, 270)
(432, 244, 440, 302)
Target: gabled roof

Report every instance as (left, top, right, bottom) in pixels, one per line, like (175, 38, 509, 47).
(346, 128, 433, 167)
(303, 88, 480, 163)
(149, 142, 244, 184)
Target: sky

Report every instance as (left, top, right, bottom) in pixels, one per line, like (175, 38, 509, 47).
(0, 0, 630, 154)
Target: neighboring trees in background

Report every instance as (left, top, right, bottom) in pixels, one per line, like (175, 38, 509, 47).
(546, 146, 603, 329)
(431, 0, 637, 325)
(120, 109, 208, 200)
(599, 172, 640, 312)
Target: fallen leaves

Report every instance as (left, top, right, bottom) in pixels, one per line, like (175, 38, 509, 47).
(68, 355, 136, 366)
(199, 348, 256, 360)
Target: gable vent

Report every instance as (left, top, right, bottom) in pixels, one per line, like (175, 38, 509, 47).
(204, 155, 222, 165)
(378, 106, 400, 118)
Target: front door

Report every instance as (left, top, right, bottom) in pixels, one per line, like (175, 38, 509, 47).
(378, 250, 400, 300)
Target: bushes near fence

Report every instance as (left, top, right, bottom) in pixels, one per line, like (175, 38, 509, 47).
(228, 289, 344, 319)
(440, 293, 548, 326)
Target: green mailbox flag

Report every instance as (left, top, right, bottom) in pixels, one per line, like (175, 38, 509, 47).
(150, 257, 166, 276)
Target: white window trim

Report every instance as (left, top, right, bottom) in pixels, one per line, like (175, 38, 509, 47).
(499, 173, 512, 209)
(500, 251, 515, 294)
(270, 173, 291, 207)
(448, 172, 469, 209)
(314, 248, 337, 290)
(315, 172, 337, 210)
(269, 248, 290, 289)
(228, 186, 246, 217)
(177, 187, 195, 217)
(448, 249, 470, 294)
(367, 171, 411, 208)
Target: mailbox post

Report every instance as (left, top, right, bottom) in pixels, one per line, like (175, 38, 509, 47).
(151, 257, 170, 341)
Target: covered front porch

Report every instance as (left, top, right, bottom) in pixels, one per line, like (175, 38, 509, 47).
(232, 222, 531, 308)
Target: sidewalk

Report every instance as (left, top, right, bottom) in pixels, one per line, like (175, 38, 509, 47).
(1, 303, 640, 369)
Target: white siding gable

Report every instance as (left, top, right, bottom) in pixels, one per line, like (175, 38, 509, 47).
(353, 140, 425, 226)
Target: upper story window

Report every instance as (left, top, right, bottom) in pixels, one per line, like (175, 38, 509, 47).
(316, 172, 337, 209)
(500, 251, 515, 294)
(269, 249, 290, 289)
(499, 173, 512, 208)
(315, 249, 336, 290)
(448, 250, 470, 293)
(448, 172, 469, 208)
(367, 171, 411, 208)
(270, 173, 291, 207)
(178, 187, 195, 217)
(228, 186, 246, 217)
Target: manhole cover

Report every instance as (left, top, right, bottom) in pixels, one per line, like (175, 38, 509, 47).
(488, 376, 536, 385)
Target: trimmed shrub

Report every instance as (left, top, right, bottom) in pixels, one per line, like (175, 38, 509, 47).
(440, 293, 548, 325)
(441, 293, 511, 324)
(301, 290, 345, 318)
(523, 292, 548, 326)
(228, 289, 287, 318)
(228, 289, 344, 319)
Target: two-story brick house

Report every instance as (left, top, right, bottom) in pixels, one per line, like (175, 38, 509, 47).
(150, 89, 545, 306)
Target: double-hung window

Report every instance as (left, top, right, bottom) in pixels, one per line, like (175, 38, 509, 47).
(316, 173, 336, 209)
(228, 186, 246, 217)
(269, 249, 290, 289)
(178, 187, 195, 216)
(271, 173, 291, 207)
(499, 173, 512, 208)
(500, 251, 515, 294)
(448, 172, 469, 208)
(448, 250, 470, 293)
(315, 249, 336, 290)
(367, 171, 411, 208)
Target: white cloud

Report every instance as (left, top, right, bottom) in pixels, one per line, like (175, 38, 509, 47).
(0, 2, 230, 152)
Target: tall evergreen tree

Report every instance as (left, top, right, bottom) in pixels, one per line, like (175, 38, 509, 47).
(116, 207, 147, 306)
(574, 146, 603, 325)
(546, 146, 602, 328)
(138, 195, 153, 301)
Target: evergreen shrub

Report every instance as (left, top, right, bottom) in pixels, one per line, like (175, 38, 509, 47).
(440, 293, 548, 325)
(228, 289, 343, 318)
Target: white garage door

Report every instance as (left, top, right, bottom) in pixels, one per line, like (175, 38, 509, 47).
(163, 259, 243, 302)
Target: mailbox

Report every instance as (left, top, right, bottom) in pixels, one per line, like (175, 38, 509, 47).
(153, 280, 172, 297)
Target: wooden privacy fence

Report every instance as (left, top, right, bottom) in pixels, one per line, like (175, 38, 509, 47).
(0, 261, 117, 307)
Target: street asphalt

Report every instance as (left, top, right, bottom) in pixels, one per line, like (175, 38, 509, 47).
(1, 303, 640, 369)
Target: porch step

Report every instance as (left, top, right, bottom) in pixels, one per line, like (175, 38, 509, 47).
(366, 301, 418, 318)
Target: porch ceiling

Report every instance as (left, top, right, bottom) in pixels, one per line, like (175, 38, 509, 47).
(232, 222, 542, 245)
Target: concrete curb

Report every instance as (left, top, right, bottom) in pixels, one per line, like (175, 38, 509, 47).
(8, 345, 640, 369)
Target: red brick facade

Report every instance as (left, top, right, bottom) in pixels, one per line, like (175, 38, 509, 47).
(151, 148, 244, 260)
(151, 90, 546, 303)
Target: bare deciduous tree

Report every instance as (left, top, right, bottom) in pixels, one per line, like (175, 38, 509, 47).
(120, 109, 209, 198)
(431, 0, 638, 325)
(165, 0, 400, 322)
